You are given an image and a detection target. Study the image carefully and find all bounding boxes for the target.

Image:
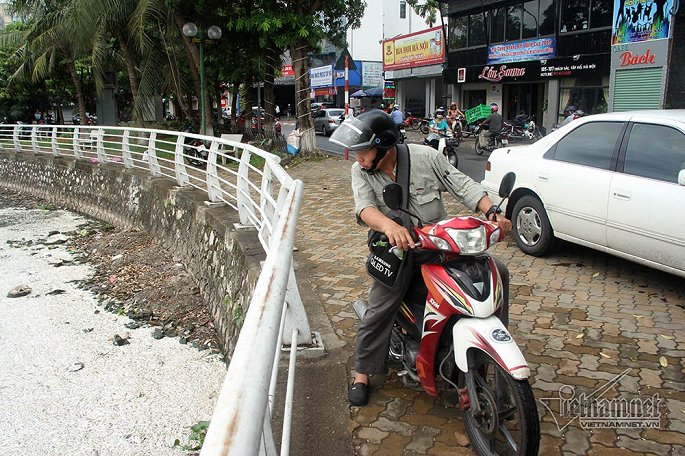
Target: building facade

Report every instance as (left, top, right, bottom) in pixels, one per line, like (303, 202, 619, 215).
(441, 0, 614, 131)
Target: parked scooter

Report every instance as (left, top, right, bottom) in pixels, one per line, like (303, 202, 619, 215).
(181, 123, 207, 168)
(423, 130, 459, 168)
(354, 172, 540, 456)
(474, 125, 509, 155)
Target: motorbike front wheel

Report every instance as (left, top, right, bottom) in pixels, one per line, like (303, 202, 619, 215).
(463, 352, 540, 456)
(420, 123, 430, 134)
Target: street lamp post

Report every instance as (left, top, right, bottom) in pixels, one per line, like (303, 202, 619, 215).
(183, 22, 222, 136)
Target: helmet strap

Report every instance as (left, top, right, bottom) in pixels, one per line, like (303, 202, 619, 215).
(361, 148, 388, 174)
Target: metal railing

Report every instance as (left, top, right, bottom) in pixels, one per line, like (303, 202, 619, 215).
(1, 123, 310, 455)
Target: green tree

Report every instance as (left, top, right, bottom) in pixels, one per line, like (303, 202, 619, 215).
(3, 0, 92, 125)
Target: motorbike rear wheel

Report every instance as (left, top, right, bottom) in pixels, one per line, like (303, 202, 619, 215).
(420, 123, 430, 134)
(410, 118, 421, 130)
(446, 147, 458, 168)
(474, 138, 485, 155)
(463, 353, 540, 456)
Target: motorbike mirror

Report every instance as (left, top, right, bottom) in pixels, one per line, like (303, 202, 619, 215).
(498, 172, 516, 198)
(383, 183, 403, 211)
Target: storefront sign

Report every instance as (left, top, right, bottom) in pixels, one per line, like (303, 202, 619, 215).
(478, 65, 527, 82)
(487, 37, 556, 64)
(281, 64, 294, 77)
(612, 0, 673, 44)
(310, 65, 333, 88)
(457, 68, 466, 83)
(462, 54, 609, 83)
(362, 61, 384, 88)
(383, 81, 396, 100)
(382, 26, 445, 71)
(610, 39, 668, 68)
(314, 87, 336, 96)
(618, 48, 656, 66)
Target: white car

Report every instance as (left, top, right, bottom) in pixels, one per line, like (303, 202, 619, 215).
(482, 110, 685, 278)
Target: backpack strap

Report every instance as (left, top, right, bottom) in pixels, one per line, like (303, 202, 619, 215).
(395, 143, 411, 211)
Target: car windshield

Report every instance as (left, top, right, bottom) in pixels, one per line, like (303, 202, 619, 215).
(327, 109, 344, 117)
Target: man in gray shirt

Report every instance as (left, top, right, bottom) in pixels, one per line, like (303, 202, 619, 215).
(479, 103, 503, 148)
(330, 110, 512, 406)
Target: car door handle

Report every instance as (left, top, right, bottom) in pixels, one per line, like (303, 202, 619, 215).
(536, 173, 549, 182)
(613, 190, 631, 200)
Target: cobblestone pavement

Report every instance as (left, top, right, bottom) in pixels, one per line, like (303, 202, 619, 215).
(288, 157, 685, 456)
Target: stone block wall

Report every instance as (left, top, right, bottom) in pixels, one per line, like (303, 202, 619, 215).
(0, 150, 265, 359)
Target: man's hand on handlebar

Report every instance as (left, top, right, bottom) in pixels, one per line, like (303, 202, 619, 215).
(491, 213, 512, 236)
(384, 221, 416, 251)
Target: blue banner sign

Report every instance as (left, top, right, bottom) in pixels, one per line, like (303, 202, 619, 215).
(487, 37, 556, 65)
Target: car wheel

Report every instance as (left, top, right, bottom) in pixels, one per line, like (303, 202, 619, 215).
(512, 195, 556, 256)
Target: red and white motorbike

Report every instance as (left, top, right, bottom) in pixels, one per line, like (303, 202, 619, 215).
(354, 173, 540, 456)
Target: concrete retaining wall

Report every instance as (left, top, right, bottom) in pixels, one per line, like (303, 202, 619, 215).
(0, 150, 265, 359)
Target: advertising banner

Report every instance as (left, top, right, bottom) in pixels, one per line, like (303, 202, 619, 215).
(487, 37, 556, 64)
(382, 26, 445, 71)
(383, 81, 396, 100)
(310, 65, 333, 88)
(362, 61, 384, 88)
(612, 0, 673, 44)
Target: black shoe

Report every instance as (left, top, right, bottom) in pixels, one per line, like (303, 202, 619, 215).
(348, 382, 369, 406)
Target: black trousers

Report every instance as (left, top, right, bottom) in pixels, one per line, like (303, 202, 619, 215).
(354, 256, 510, 375)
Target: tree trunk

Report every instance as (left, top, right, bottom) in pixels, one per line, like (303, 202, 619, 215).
(65, 55, 87, 126)
(290, 39, 315, 155)
(117, 33, 141, 126)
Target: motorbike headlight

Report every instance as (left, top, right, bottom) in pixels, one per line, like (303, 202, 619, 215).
(445, 227, 487, 255)
(428, 235, 453, 251)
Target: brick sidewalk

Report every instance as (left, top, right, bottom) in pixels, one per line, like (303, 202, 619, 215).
(288, 156, 685, 455)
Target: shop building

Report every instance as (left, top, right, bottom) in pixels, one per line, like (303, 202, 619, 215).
(440, 0, 614, 132)
(383, 26, 448, 117)
(609, 0, 683, 111)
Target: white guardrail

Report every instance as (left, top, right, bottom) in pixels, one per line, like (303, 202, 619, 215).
(1, 123, 310, 456)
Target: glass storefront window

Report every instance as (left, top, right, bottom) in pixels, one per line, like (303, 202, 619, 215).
(469, 13, 487, 46)
(490, 7, 505, 43)
(539, 0, 555, 35)
(506, 5, 522, 41)
(558, 76, 609, 121)
(522, 0, 538, 38)
(449, 15, 467, 49)
(591, 0, 611, 28)
(561, 0, 589, 32)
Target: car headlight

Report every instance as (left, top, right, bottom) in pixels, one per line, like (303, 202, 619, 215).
(445, 227, 487, 255)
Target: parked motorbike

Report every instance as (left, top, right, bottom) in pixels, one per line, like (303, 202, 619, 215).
(474, 125, 509, 155)
(354, 172, 540, 456)
(404, 111, 422, 130)
(181, 125, 207, 168)
(506, 115, 543, 141)
(423, 130, 459, 168)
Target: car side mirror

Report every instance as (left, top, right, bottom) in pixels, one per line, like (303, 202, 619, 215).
(499, 172, 516, 198)
(383, 183, 403, 210)
(679, 169, 685, 186)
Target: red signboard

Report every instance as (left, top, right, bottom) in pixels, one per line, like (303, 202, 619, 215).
(281, 64, 294, 77)
(382, 26, 445, 71)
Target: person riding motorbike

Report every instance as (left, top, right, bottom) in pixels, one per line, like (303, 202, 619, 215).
(447, 102, 464, 135)
(478, 103, 503, 148)
(328, 110, 512, 406)
(390, 104, 404, 128)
